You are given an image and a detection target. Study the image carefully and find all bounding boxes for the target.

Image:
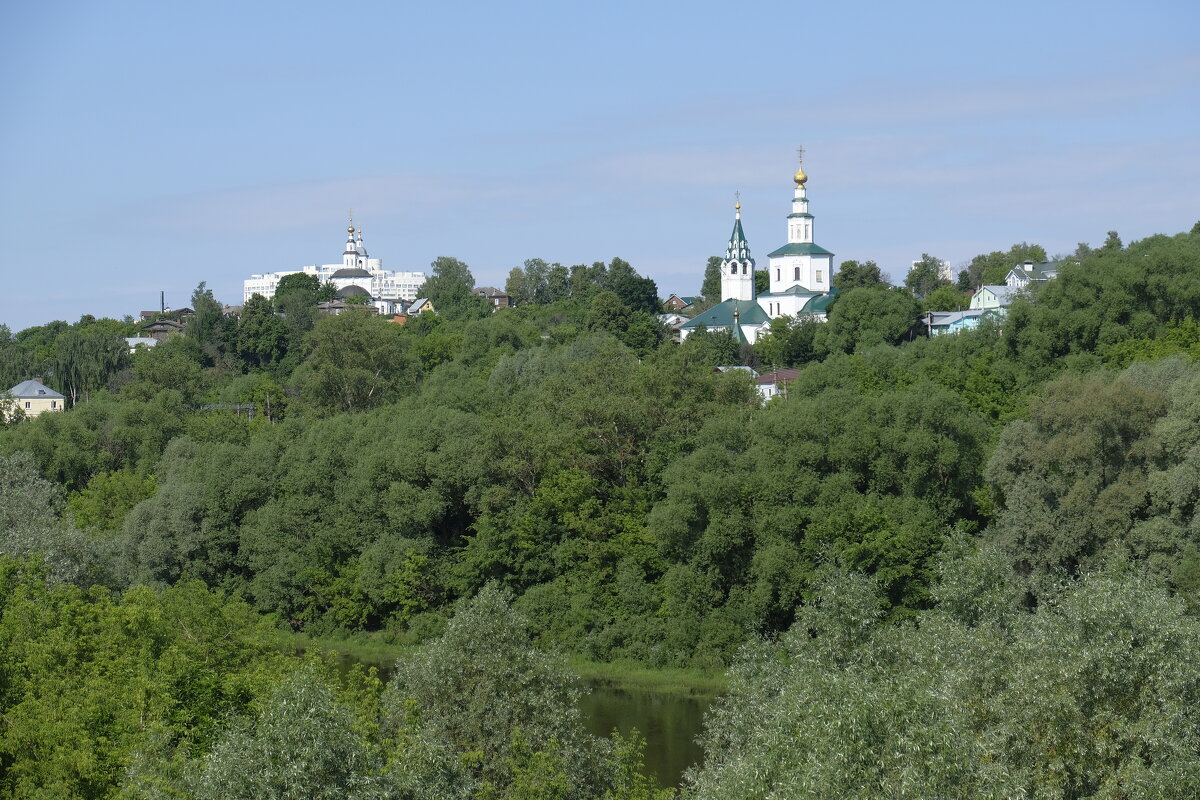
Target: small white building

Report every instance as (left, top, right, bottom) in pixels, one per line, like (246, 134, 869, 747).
(244, 221, 426, 315)
(6, 380, 65, 419)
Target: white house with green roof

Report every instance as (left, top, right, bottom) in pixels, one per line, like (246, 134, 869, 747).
(680, 159, 836, 344)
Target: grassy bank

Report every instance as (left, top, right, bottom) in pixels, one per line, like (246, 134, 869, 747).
(270, 629, 727, 698)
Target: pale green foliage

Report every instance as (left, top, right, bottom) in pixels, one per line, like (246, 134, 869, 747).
(0, 450, 110, 585)
(686, 564, 1200, 799)
(383, 585, 618, 799)
(189, 670, 386, 800)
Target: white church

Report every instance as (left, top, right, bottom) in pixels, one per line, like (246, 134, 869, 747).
(680, 159, 836, 344)
(243, 221, 426, 315)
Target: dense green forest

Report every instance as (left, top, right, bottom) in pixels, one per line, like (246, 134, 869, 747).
(3, 227, 1200, 797)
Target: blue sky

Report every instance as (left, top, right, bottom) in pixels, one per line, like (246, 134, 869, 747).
(2, 0, 1198, 330)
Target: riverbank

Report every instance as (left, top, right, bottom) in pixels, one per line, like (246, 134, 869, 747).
(270, 629, 727, 699)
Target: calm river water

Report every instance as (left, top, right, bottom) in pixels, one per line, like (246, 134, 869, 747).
(578, 683, 711, 788)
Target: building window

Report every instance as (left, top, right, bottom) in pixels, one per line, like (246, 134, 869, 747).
(816, 270, 823, 283)
(742, 263, 747, 275)
(776, 268, 780, 282)
(794, 267, 800, 281)
(24, 402, 30, 409)
(730, 264, 737, 275)
(51, 401, 56, 408)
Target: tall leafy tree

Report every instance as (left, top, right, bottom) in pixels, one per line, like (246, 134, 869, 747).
(383, 585, 640, 799)
(292, 311, 420, 414)
(687, 565, 1200, 799)
(606, 257, 660, 315)
(187, 281, 234, 364)
(700, 256, 722, 302)
(832, 259, 885, 292)
(189, 670, 386, 800)
(237, 293, 288, 370)
(417, 256, 489, 320)
(903, 253, 949, 299)
(815, 287, 921, 354)
(52, 322, 128, 405)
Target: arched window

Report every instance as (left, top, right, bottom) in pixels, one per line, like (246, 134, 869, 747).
(794, 267, 800, 281)
(730, 263, 737, 275)
(742, 263, 747, 275)
(776, 268, 781, 282)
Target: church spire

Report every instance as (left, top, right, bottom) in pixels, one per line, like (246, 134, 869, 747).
(720, 194, 756, 302)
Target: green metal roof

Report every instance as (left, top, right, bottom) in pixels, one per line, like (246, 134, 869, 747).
(680, 298, 771, 330)
(759, 285, 821, 297)
(725, 217, 755, 267)
(800, 293, 836, 313)
(767, 242, 834, 257)
(786, 212, 814, 219)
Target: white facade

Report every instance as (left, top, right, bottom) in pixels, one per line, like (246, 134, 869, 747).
(244, 223, 426, 315)
(758, 163, 835, 318)
(763, 165, 833, 298)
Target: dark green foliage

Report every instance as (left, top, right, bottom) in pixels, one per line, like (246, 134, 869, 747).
(987, 359, 1200, 600)
(699, 256, 721, 302)
(903, 252, 948, 299)
(53, 318, 130, 405)
(417, 256, 490, 320)
(5, 225, 1200, 796)
(815, 286, 921, 354)
(753, 270, 768, 295)
(922, 283, 969, 312)
(384, 586, 613, 797)
(1003, 231, 1200, 371)
(605, 257, 660, 315)
(832, 258, 884, 292)
(963, 241, 1047, 288)
(648, 370, 989, 650)
(752, 315, 820, 368)
(186, 281, 235, 366)
(292, 311, 420, 415)
(237, 294, 288, 370)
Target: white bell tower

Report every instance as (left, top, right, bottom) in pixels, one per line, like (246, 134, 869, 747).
(720, 196, 757, 302)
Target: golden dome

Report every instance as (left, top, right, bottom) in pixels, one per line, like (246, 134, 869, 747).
(793, 165, 808, 186)
(347, 225, 355, 233)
